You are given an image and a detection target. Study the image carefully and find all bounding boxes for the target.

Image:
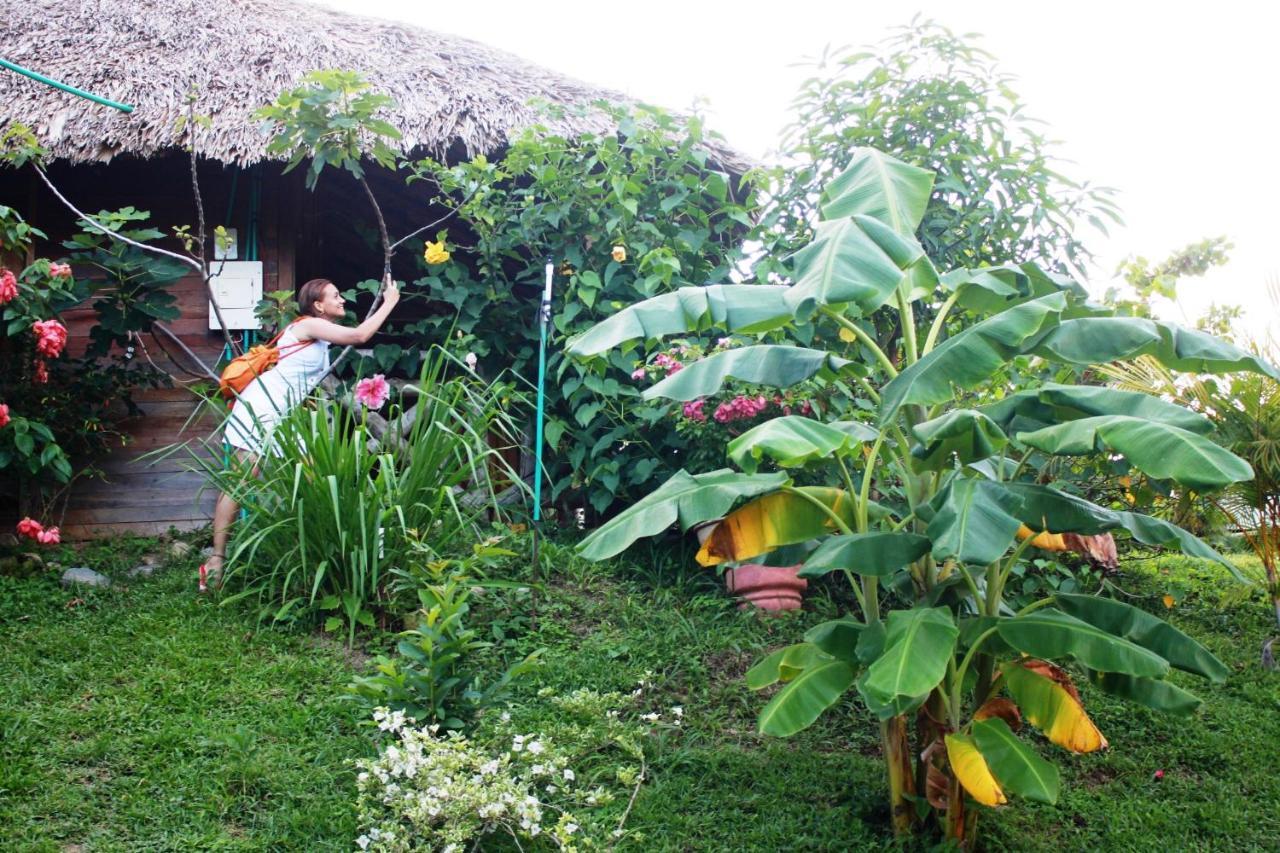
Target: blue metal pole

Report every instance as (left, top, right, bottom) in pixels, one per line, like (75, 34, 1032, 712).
(532, 259, 554, 522)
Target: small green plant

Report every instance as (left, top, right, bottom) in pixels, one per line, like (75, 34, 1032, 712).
(346, 537, 540, 729)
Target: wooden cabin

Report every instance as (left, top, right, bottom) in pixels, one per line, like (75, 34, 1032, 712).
(0, 0, 746, 538)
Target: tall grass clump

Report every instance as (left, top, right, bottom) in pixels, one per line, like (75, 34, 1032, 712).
(191, 350, 523, 643)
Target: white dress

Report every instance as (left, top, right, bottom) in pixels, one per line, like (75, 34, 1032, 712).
(223, 325, 331, 455)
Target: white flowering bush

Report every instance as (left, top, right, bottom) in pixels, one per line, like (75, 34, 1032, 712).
(354, 678, 683, 851)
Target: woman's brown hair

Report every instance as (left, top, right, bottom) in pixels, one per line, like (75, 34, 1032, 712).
(297, 278, 333, 317)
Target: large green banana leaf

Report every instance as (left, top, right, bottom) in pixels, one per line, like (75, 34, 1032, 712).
(1032, 318, 1280, 380)
(818, 147, 934, 232)
(940, 262, 1088, 316)
(644, 345, 859, 402)
(980, 383, 1212, 434)
(1087, 670, 1203, 716)
(878, 292, 1068, 424)
(923, 476, 1025, 566)
(565, 285, 792, 357)
(757, 657, 858, 736)
(911, 409, 1008, 470)
(1015, 415, 1253, 490)
(997, 610, 1169, 678)
(999, 482, 1247, 581)
(861, 607, 958, 715)
(804, 617, 865, 663)
(797, 532, 932, 578)
(576, 469, 788, 560)
(727, 416, 878, 474)
(783, 215, 924, 321)
(1054, 592, 1229, 682)
(972, 717, 1061, 804)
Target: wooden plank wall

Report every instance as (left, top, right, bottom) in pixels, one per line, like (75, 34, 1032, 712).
(3, 155, 299, 539)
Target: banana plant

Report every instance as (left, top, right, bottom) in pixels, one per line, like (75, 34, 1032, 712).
(566, 147, 1273, 847)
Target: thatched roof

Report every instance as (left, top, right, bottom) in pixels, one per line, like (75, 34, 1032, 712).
(0, 0, 750, 171)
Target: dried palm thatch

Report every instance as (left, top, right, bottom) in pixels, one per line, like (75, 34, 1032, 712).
(0, 0, 750, 170)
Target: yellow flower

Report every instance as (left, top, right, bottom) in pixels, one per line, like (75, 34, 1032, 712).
(611, 245, 627, 263)
(424, 240, 450, 265)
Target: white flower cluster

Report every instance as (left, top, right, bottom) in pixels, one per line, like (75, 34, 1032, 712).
(354, 707, 591, 852)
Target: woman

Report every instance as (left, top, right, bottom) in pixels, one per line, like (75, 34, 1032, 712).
(202, 274, 401, 590)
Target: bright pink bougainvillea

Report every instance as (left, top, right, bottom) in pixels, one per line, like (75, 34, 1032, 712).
(0, 269, 16, 304)
(32, 319, 68, 359)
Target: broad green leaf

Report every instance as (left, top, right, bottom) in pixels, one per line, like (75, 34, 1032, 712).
(924, 477, 1024, 566)
(1032, 317, 1280, 380)
(757, 659, 857, 737)
(644, 345, 859, 402)
(804, 617, 864, 664)
(972, 717, 1061, 804)
(783, 215, 923, 321)
(997, 610, 1169, 678)
(777, 642, 830, 681)
(798, 532, 931, 578)
(1087, 670, 1203, 716)
(746, 644, 799, 689)
(576, 469, 788, 560)
(862, 607, 958, 714)
(819, 147, 934, 233)
(878, 293, 1068, 424)
(1001, 660, 1108, 753)
(565, 284, 792, 356)
(980, 383, 1212, 435)
(728, 416, 877, 474)
(998, 482, 1248, 582)
(1054, 593, 1229, 682)
(945, 732, 1007, 806)
(1015, 416, 1253, 490)
(911, 409, 1008, 470)
(941, 262, 1088, 316)
(695, 487, 858, 567)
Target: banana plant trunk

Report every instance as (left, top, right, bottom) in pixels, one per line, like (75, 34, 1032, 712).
(944, 775, 978, 848)
(882, 715, 917, 835)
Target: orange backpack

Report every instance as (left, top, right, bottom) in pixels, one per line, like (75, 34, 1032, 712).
(218, 321, 314, 400)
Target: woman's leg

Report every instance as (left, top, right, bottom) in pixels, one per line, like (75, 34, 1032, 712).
(206, 450, 255, 586)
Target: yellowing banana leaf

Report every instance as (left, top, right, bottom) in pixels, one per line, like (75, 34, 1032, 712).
(945, 732, 1007, 806)
(818, 147, 934, 232)
(971, 717, 1061, 804)
(878, 293, 1069, 425)
(980, 383, 1212, 435)
(1054, 593, 1229, 682)
(757, 658, 858, 737)
(861, 607, 958, 716)
(797, 531, 931, 578)
(783, 214, 924, 321)
(911, 409, 1008, 470)
(644, 345, 859, 403)
(1015, 415, 1253, 491)
(576, 469, 788, 561)
(728, 416, 878, 474)
(1016, 524, 1066, 551)
(998, 609, 1169, 678)
(1002, 660, 1108, 753)
(695, 487, 857, 567)
(565, 284, 793, 357)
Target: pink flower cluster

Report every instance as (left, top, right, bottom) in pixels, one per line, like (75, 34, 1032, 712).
(653, 352, 683, 375)
(48, 262, 72, 279)
(0, 403, 8, 429)
(32, 319, 68, 359)
(682, 399, 706, 422)
(17, 517, 60, 545)
(0, 269, 16, 304)
(32, 360, 49, 384)
(354, 373, 391, 409)
(714, 395, 769, 423)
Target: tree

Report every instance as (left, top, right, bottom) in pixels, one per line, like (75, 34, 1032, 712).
(566, 147, 1267, 847)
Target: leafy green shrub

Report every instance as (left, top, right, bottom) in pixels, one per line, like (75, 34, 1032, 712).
(193, 350, 521, 643)
(346, 537, 540, 728)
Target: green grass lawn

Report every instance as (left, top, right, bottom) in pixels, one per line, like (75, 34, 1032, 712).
(2, 536, 1279, 851)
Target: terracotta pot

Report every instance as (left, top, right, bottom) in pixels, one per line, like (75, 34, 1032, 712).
(724, 563, 807, 612)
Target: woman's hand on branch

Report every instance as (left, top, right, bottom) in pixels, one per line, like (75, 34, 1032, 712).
(382, 277, 400, 308)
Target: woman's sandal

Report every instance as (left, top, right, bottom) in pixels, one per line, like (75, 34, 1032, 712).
(198, 554, 225, 593)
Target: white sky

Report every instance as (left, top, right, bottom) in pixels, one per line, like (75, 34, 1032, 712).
(322, 0, 1280, 341)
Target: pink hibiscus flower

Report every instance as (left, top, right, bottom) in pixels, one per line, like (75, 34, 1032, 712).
(32, 319, 68, 359)
(0, 269, 16, 304)
(16, 517, 43, 540)
(36, 526, 61, 545)
(0, 403, 9, 429)
(353, 374, 391, 409)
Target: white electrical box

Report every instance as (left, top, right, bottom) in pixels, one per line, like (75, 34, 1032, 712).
(208, 261, 263, 330)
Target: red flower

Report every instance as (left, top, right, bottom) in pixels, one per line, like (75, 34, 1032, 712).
(36, 526, 61, 545)
(353, 374, 391, 409)
(33, 359, 49, 384)
(32, 319, 68, 358)
(16, 517, 43, 540)
(0, 403, 8, 429)
(48, 262, 73, 279)
(0, 269, 16, 304)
